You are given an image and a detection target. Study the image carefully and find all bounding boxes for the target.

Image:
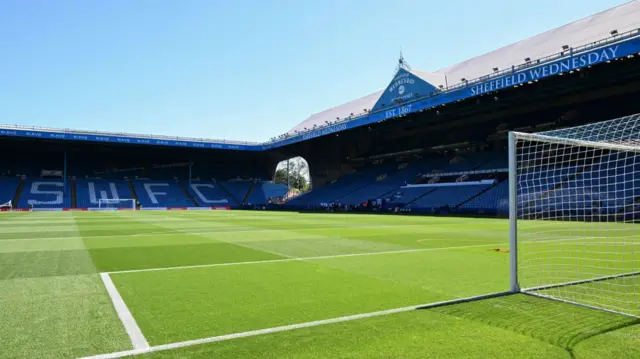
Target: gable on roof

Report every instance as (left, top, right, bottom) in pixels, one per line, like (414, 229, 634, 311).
(371, 68, 438, 112)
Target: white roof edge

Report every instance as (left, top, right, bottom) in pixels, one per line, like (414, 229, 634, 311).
(287, 1, 640, 135)
(0, 124, 258, 145)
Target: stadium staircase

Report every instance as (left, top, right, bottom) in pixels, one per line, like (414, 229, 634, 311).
(217, 182, 242, 207)
(455, 179, 506, 209)
(459, 181, 509, 214)
(127, 179, 140, 204)
(242, 182, 256, 205)
(12, 179, 24, 207)
(186, 181, 234, 207)
(408, 185, 491, 210)
(404, 188, 438, 206)
(71, 179, 77, 208)
(179, 182, 199, 207)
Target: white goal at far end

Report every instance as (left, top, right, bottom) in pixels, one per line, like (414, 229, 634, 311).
(96, 198, 137, 210)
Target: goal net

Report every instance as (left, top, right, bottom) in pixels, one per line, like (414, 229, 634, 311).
(510, 113, 640, 318)
(97, 198, 136, 210)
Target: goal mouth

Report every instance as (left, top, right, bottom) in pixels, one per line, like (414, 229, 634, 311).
(96, 199, 137, 210)
(510, 113, 640, 319)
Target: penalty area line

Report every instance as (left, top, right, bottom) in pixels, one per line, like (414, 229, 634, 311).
(100, 273, 150, 351)
(77, 291, 511, 359)
(105, 242, 506, 275)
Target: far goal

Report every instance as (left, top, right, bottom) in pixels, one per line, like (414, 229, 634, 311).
(509, 113, 640, 318)
(97, 198, 137, 210)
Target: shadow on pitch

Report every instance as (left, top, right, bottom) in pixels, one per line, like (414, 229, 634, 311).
(421, 293, 639, 358)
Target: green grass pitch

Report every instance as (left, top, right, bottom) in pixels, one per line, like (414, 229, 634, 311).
(1, 210, 639, 358)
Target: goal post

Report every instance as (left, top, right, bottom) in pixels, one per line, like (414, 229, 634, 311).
(97, 198, 136, 210)
(0, 200, 12, 212)
(509, 113, 640, 318)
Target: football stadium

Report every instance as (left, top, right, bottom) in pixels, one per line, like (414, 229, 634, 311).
(3, 2, 640, 359)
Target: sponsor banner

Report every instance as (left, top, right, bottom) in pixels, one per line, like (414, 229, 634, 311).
(0, 208, 28, 212)
(141, 207, 168, 211)
(63, 208, 89, 211)
(88, 208, 118, 211)
(403, 179, 496, 188)
(31, 208, 63, 212)
(0, 128, 258, 151)
(41, 169, 63, 177)
(167, 207, 233, 211)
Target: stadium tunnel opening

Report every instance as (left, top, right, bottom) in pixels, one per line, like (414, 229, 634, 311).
(273, 157, 311, 200)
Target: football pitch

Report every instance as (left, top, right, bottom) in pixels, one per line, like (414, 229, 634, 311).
(1, 211, 639, 359)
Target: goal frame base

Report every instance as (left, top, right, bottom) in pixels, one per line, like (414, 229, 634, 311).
(97, 198, 137, 211)
(522, 292, 640, 319)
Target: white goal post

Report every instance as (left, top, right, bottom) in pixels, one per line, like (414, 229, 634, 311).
(0, 200, 12, 211)
(508, 113, 640, 319)
(97, 198, 137, 210)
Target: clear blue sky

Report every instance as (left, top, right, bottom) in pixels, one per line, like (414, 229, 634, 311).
(0, 0, 629, 142)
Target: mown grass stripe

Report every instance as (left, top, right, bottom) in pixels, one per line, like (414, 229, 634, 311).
(105, 242, 505, 274)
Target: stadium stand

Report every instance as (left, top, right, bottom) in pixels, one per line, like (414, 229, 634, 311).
(459, 180, 509, 214)
(335, 162, 429, 205)
(531, 152, 640, 216)
(285, 163, 398, 208)
(0, 178, 20, 207)
(75, 179, 134, 208)
(18, 179, 71, 209)
(218, 181, 253, 205)
(246, 182, 288, 205)
(185, 180, 234, 207)
(386, 186, 435, 207)
(133, 180, 194, 208)
(286, 151, 508, 210)
(408, 184, 493, 212)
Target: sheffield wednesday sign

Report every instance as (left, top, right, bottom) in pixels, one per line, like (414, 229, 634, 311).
(470, 45, 621, 95)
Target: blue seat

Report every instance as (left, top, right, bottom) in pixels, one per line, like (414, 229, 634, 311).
(19, 179, 71, 209)
(75, 179, 134, 208)
(184, 181, 234, 207)
(133, 180, 193, 207)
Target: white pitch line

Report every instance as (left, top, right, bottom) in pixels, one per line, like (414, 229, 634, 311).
(0, 224, 410, 243)
(105, 242, 504, 275)
(77, 306, 421, 359)
(77, 291, 508, 359)
(102, 232, 634, 275)
(100, 273, 150, 351)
